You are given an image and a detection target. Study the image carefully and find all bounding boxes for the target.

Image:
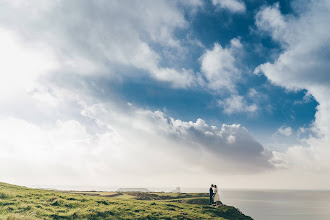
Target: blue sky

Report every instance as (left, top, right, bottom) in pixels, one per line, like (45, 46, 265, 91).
(104, 0, 318, 144)
(0, 0, 329, 189)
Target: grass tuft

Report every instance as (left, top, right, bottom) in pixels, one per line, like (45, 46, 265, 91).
(0, 192, 13, 199)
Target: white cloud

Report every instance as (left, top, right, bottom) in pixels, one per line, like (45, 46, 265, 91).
(79, 104, 274, 174)
(0, 0, 199, 88)
(255, 3, 287, 42)
(0, 17, 271, 186)
(277, 126, 293, 136)
(212, 0, 246, 13)
(200, 39, 242, 91)
(0, 116, 126, 185)
(218, 95, 258, 114)
(0, 99, 273, 186)
(0, 2, 208, 186)
(272, 137, 330, 173)
(255, 1, 330, 172)
(0, 28, 57, 101)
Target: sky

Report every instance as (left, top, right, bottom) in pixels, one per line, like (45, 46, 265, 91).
(0, 0, 329, 190)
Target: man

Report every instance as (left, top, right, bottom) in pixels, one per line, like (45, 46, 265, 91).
(209, 184, 214, 205)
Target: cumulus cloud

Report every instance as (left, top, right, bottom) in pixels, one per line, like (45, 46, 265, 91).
(83, 103, 273, 172)
(277, 126, 293, 136)
(217, 95, 258, 114)
(0, 99, 273, 186)
(200, 38, 243, 91)
(255, 3, 287, 42)
(212, 0, 246, 13)
(255, 1, 330, 172)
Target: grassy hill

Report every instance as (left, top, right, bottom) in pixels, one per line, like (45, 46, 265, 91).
(0, 182, 253, 220)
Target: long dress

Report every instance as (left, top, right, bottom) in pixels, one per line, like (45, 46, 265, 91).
(213, 188, 220, 202)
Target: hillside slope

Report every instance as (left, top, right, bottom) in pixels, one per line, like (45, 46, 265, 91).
(0, 182, 253, 220)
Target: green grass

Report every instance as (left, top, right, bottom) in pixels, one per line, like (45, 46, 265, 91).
(0, 182, 253, 220)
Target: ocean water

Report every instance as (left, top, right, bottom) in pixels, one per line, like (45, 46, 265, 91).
(218, 190, 330, 220)
(176, 188, 330, 220)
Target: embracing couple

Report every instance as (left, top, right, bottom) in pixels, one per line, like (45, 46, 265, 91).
(209, 184, 222, 206)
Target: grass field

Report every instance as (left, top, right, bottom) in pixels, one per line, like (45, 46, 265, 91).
(0, 182, 253, 219)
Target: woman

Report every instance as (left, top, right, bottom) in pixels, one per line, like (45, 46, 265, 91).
(213, 185, 222, 206)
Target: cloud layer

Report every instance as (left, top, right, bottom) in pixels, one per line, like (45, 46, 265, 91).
(1, 0, 329, 189)
(0, 0, 201, 88)
(0, 0, 274, 187)
(0, 101, 273, 186)
(255, 1, 330, 173)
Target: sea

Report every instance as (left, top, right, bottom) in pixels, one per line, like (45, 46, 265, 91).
(34, 185, 330, 220)
(147, 188, 330, 220)
(219, 189, 330, 220)
(181, 188, 330, 220)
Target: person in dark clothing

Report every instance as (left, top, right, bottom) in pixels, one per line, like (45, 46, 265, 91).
(209, 184, 214, 205)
